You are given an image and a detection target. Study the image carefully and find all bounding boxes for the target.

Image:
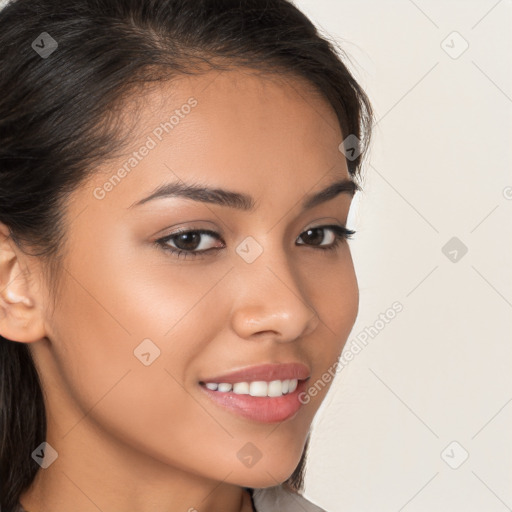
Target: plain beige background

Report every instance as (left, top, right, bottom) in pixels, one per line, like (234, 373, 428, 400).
(294, 1, 512, 511)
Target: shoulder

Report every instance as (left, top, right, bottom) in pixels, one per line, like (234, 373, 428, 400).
(251, 484, 327, 512)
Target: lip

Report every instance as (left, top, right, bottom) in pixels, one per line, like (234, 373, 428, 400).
(199, 378, 309, 423)
(199, 362, 311, 384)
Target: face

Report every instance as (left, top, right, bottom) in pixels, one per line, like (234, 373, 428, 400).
(29, 69, 359, 489)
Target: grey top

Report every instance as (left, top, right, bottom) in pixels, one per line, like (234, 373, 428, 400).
(251, 485, 327, 511)
(15, 485, 327, 512)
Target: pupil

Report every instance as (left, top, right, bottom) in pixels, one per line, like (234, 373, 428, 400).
(176, 232, 200, 250)
(303, 228, 323, 245)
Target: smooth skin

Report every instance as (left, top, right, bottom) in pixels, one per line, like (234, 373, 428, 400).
(0, 69, 359, 512)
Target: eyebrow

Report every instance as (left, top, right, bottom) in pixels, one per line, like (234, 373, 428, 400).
(128, 177, 360, 212)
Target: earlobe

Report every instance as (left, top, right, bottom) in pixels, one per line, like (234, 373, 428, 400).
(0, 222, 46, 344)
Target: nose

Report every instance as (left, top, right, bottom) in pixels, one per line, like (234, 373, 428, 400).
(228, 246, 320, 343)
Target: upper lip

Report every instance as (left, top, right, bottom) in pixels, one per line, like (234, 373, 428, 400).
(200, 363, 311, 384)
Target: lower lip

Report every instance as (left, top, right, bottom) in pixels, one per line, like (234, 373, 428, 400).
(199, 379, 309, 423)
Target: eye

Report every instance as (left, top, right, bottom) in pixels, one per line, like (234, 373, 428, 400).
(296, 224, 355, 251)
(155, 229, 224, 259)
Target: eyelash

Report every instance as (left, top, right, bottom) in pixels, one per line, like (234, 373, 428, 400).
(155, 224, 356, 260)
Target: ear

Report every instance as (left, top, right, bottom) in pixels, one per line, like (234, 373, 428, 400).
(0, 222, 47, 343)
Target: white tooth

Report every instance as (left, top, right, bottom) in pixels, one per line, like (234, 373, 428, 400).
(233, 382, 250, 394)
(249, 381, 268, 397)
(268, 380, 283, 397)
(207, 379, 297, 396)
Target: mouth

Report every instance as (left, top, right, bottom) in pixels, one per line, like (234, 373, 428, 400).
(198, 377, 310, 423)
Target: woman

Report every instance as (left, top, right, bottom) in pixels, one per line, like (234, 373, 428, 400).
(0, 0, 373, 510)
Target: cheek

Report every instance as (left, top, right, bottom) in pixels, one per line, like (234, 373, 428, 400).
(48, 265, 231, 470)
(51, 267, 211, 388)
(307, 246, 359, 337)
(300, 249, 359, 404)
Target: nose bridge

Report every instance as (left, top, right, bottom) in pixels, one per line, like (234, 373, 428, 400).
(229, 236, 319, 341)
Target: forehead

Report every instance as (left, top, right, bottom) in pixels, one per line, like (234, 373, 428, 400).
(81, 69, 349, 213)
